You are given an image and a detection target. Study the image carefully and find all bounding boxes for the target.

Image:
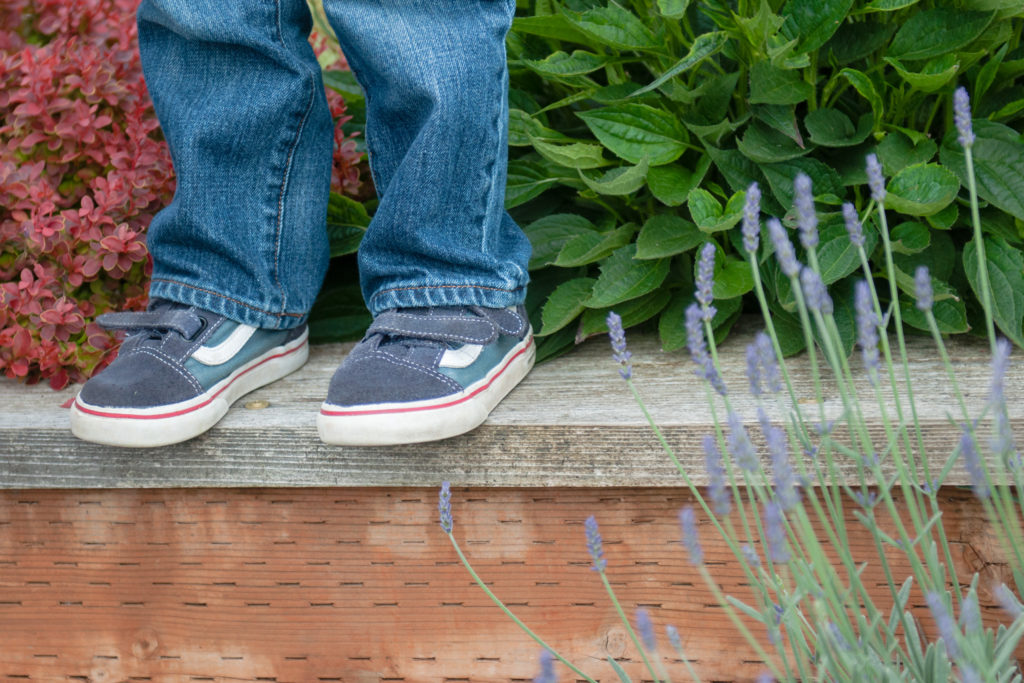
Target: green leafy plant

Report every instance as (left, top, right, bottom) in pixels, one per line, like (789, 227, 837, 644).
(437, 88, 1024, 682)
(503, 0, 1024, 362)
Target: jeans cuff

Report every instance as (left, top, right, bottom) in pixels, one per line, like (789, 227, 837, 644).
(367, 283, 526, 317)
(149, 278, 307, 330)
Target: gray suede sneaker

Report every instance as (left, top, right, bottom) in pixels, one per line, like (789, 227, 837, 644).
(317, 305, 535, 446)
(71, 300, 308, 448)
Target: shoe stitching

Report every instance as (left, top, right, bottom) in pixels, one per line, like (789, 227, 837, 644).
(370, 350, 464, 393)
(134, 347, 204, 394)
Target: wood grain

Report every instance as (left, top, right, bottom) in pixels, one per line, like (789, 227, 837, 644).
(0, 486, 1013, 682)
(0, 330, 1016, 489)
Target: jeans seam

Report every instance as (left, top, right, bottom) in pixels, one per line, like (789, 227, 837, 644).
(368, 283, 521, 309)
(151, 278, 304, 319)
(272, 0, 317, 317)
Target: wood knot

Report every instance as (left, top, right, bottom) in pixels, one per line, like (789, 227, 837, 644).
(603, 626, 628, 657)
(245, 399, 270, 410)
(132, 629, 159, 659)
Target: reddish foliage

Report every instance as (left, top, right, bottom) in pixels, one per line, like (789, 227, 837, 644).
(1, 2, 365, 389)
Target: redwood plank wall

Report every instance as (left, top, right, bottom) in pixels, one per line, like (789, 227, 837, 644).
(0, 487, 1012, 682)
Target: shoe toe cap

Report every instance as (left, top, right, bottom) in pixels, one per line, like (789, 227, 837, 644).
(78, 353, 201, 409)
(325, 354, 458, 408)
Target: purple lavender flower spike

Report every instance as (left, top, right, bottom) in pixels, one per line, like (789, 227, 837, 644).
(765, 421, 799, 510)
(990, 337, 1011, 406)
(800, 267, 833, 315)
(995, 583, 1023, 620)
(755, 332, 781, 393)
(746, 342, 762, 397)
(914, 266, 932, 311)
(842, 202, 864, 248)
(703, 435, 731, 517)
(954, 86, 975, 149)
(584, 515, 606, 572)
(666, 625, 683, 653)
(959, 592, 982, 635)
(767, 218, 800, 277)
(763, 501, 790, 564)
(989, 339, 1020, 464)
(679, 506, 703, 565)
(756, 673, 775, 683)
(727, 410, 758, 472)
(533, 649, 557, 683)
(926, 592, 960, 659)
(866, 153, 886, 203)
(439, 481, 453, 534)
(606, 311, 633, 380)
(743, 182, 762, 254)
(961, 667, 981, 683)
(696, 242, 717, 321)
(855, 280, 880, 385)
(636, 608, 657, 652)
(685, 303, 727, 395)
(741, 543, 761, 568)
(960, 429, 989, 499)
(794, 173, 818, 249)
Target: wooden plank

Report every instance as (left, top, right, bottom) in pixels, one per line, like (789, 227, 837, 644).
(0, 329, 1017, 488)
(0, 486, 1013, 682)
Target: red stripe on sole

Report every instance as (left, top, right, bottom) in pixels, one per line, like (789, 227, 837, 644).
(73, 340, 307, 421)
(320, 337, 533, 417)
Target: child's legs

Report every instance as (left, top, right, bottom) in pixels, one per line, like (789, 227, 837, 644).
(322, 0, 531, 316)
(137, 0, 332, 329)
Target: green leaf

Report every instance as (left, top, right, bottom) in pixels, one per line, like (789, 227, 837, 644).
(894, 229, 957, 281)
(658, 293, 741, 351)
(326, 224, 365, 257)
(688, 188, 722, 227)
(578, 158, 650, 196)
(505, 159, 561, 208)
(884, 163, 960, 217)
(523, 214, 599, 269)
(884, 55, 960, 93)
(606, 655, 634, 683)
(926, 202, 958, 230)
(824, 21, 896, 64)
(748, 61, 813, 105)
(940, 120, 1024, 222)
(766, 304, 807, 356)
(657, 0, 690, 18)
(561, 1, 660, 51)
(630, 31, 728, 97)
(755, 105, 804, 146)
(838, 68, 883, 129)
(647, 155, 711, 206)
(635, 214, 704, 258)
(531, 138, 610, 169)
(538, 278, 596, 336)
(738, 121, 812, 163)
(889, 222, 931, 254)
(761, 157, 844, 209)
(326, 192, 371, 226)
(508, 109, 570, 147)
(523, 50, 611, 77)
(578, 104, 688, 166)
(699, 243, 755, 299)
(781, 0, 854, 53)
(964, 237, 1024, 346)
(308, 283, 372, 344)
(586, 244, 671, 308)
(556, 226, 634, 267)
(511, 14, 594, 44)
(864, 0, 920, 11)
(900, 295, 969, 334)
(816, 220, 879, 284)
(804, 109, 872, 148)
(578, 288, 672, 339)
(877, 131, 938, 175)
(888, 9, 994, 62)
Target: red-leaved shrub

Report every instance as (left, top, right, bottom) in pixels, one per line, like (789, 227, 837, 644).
(1, 1, 364, 389)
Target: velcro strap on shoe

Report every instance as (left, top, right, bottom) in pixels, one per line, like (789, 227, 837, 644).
(96, 310, 204, 339)
(368, 311, 497, 345)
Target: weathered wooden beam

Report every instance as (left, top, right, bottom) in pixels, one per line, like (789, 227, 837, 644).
(0, 329, 1015, 488)
(0, 486, 1010, 683)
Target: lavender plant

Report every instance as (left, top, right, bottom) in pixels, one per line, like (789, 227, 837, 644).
(438, 88, 1024, 682)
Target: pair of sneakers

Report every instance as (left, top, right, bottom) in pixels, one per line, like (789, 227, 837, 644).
(70, 300, 535, 448)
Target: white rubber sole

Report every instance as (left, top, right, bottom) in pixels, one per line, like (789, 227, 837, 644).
(317, 334, 536, 446)
(70, 330, 309, 448)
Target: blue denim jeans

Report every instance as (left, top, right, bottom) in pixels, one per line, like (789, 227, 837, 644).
(136, 0, 531, 328)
